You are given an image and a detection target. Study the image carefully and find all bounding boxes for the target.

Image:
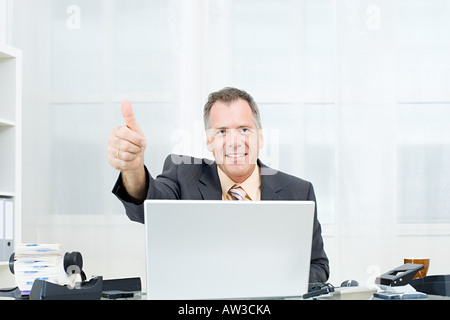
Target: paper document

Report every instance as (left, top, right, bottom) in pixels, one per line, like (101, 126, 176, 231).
(13, 244, 69, 294)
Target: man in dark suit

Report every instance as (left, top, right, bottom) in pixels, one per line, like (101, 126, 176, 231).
(108, 87, 329, 283)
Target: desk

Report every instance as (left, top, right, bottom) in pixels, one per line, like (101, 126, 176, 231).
(371, 294, 450, 300)
(310, 286, 450, 300)
(2, 285, 450, 301)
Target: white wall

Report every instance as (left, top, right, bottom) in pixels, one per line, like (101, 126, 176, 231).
(5, 0, 450, 291)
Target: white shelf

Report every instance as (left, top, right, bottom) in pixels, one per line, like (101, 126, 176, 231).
(0, 44, 21, 59)
(0, 43, 22, 288)
(0, 118, 15, 127)
(0, 191, 15, 198)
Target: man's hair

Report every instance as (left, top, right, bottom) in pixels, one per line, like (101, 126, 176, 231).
(203, 87, 262, 130)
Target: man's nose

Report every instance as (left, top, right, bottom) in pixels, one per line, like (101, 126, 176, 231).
(226, 130, 243, 147)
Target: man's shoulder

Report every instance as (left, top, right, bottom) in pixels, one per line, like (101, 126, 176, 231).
(163, 154, 215, 167)
(158, 154, 219, 189)
(263, 166, 314, 201)
(274, 169, 312, 188)
(259, 161, 312, 187)
(161, 154, 216, 176)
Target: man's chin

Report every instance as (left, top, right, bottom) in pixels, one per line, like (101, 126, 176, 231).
(219, 163, 257, 182)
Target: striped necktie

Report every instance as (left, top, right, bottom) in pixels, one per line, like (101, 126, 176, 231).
(228, 185, 247, 201)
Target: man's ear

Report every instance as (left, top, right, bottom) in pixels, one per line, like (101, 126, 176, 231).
(258, 129, 264, 150)
(206, 131, 213, 152)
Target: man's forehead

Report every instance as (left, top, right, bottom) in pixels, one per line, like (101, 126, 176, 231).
(210, 98, 252, 117)
(209, 115, 256, 129)
(210, 97, 249, 109)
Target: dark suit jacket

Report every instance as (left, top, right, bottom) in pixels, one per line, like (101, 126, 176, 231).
(112, 154, 330, 283)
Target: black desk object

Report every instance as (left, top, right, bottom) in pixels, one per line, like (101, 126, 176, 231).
(411, 275, 450, 297)
(375, 263, 424, 287)
(28, 276, 141, 300)
(29, 277, 103, 300)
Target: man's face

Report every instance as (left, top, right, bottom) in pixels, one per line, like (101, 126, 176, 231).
(206, 98, 264, 183)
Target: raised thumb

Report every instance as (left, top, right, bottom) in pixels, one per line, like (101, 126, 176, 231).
(121, 99, 142, 133)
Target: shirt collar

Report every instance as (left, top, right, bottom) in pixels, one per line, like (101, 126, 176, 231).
(217, 165, 261, 200)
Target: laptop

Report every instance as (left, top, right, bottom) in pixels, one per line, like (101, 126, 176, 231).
(144, 200, 315, 300)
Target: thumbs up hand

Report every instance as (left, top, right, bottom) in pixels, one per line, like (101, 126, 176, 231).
(108, 100, 147, 173)
(121, 99, 145, 138)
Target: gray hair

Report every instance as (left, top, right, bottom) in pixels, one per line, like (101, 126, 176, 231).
(203, 87, 262, 130)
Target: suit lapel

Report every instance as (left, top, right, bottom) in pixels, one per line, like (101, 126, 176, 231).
(197, 159, 283, 200)
(259, 160, 283, 200)
(198, 161, 222, 200)
(260, 173, 283, 200)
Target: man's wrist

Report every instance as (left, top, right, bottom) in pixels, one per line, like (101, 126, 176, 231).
(121, 165, 148, 204)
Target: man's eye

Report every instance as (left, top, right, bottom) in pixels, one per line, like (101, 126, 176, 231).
(217, 130, 226, 135)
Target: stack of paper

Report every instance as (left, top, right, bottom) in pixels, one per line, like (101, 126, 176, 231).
(13, 244, 68, 294)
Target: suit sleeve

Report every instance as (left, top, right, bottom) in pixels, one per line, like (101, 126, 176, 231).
(112, 156, 181, 224)
(307, 183, 330, 283)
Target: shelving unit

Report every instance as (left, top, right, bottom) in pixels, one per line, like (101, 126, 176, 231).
(0, 44, 22, 288)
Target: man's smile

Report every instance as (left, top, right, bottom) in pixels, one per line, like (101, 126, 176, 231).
(225, 153, 247, 158)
